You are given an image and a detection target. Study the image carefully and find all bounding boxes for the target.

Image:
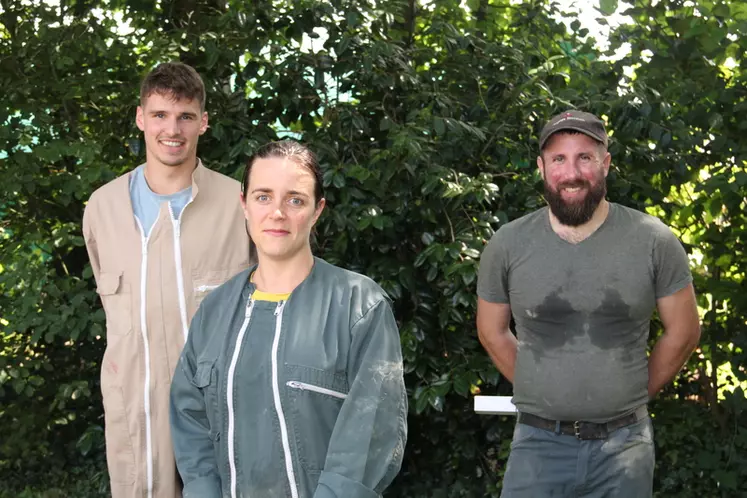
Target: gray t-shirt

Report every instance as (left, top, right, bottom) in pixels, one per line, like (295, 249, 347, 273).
(477, 203, 692, 422)
(129, 165, 192, 236)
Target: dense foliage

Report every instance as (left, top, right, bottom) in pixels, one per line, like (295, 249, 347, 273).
(1, 0, 745, 496)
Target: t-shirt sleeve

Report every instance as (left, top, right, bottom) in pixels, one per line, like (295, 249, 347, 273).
(653, 225, 692, 299)
(477, 227, 510, 304)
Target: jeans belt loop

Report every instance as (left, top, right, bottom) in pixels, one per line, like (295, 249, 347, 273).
(573, 421, 581, 439)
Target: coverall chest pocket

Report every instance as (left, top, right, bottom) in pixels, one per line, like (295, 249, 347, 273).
(191, 360, 221, 444)
(96, 271, 132, 337)
(284, 365, 349, 473)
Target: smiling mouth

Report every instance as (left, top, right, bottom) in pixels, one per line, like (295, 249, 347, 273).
(159, 139, 184, 147)
(558, 182, 589, 193)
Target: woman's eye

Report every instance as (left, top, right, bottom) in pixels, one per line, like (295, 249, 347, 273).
(289, 197, 304, 206)
(257, 194, 270, 202)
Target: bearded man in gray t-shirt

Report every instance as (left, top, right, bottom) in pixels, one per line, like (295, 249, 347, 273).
(476, 110, 701, 498)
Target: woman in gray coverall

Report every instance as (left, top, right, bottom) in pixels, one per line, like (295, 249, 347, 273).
(170, 140, 408, 498)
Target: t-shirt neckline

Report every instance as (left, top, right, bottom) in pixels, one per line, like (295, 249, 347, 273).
(543, 202, 616, 247)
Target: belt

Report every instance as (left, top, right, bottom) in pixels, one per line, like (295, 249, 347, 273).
(517, 405, 648, 440)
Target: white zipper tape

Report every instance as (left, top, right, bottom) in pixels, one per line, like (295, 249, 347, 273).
(227, 298, 255, 498)
(134, 217, 154, 498)
(271, 301, 299, 498)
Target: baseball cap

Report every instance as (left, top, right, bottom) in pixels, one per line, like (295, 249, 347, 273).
(539, 110, 608, 150)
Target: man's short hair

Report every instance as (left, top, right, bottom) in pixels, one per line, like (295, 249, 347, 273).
(140, 62, 206, 110)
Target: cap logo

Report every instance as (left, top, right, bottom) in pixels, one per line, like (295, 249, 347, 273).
(552, 114, 586, 128)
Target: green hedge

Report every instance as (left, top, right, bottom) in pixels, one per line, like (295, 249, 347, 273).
(1, 0, 745, 496)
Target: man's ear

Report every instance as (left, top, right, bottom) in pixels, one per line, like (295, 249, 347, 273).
(136, 106, 145, 131)
(602, 151, 612, 177)
(199, 111, 208, 135)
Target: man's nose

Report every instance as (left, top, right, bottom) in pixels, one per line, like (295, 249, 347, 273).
(166, 117, 180, 136)
(560, 159, 583, 178)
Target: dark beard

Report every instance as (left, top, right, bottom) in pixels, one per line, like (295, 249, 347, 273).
(544, 179, 606, 226)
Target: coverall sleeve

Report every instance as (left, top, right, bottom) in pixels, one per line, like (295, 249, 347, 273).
(82, 201, 101, 283)
(169, 307, 222, 498)
(313, 299, 408, 498)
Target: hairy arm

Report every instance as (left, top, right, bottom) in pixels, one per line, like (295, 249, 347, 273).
(648, 283, 701, 398)
(476, 299, 517, 383)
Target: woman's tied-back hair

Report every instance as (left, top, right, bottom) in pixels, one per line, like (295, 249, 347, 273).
(241, 140, 324, 204)
(140, 62, 206, 111)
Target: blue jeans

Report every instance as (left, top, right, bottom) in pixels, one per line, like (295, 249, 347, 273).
(501, 415, 654, 497)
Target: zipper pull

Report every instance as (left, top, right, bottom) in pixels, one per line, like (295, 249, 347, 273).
(169, 201, 181, 236)
(274, 300, 286, 316)
(245, 298, 255, 317)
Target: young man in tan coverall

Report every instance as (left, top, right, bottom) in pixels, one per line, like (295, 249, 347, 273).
(83, 62, 252, 498)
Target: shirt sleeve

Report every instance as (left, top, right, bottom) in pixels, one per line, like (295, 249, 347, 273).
(477, 227, 510, 303)
(653, 225, 693, 299)
(169, 306, 223, 498)
(313, 299, 408, 498)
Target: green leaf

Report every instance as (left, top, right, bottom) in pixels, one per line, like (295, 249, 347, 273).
(463, 248, 480, 259)
(426, 265, 438, 282)
(433, 117, 445, 136)
(346, 10, 359, 27)
(337, 35, 352, 55)
(413, 249, 429, 268)
(356, 217, 371, 230)
(453, 375, 471, 397)
(12, 379, 26, 394)
(429, 395, 445, 412)
(649, 124, 663, 141)
(715, 254, 732, 268)
(77, 431, 93, 456)
(461, 271, 475, 286)
(28, 376, 44, 387)
(712, 4, 730, 18)
(713, 469, 737, 490)
(598, 0, 618, 16)
(414, 388, 431, 414)
(660, 132, 672, 147)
